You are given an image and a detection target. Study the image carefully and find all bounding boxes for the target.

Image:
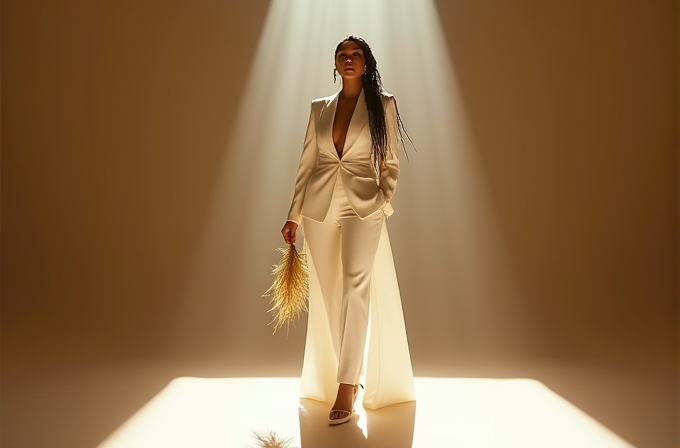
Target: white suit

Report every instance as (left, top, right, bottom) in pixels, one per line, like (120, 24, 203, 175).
(287, 89, 415, 409)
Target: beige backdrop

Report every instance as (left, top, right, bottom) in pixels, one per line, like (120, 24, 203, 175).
(3, 1, 677, 447)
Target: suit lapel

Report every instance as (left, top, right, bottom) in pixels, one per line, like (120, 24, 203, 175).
(318, 92, 340, 157)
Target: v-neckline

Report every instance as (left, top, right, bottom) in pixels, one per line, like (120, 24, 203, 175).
(332, 94, 360, 160)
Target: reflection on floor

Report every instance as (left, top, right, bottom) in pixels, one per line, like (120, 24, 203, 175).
(97, 377, 633, 448)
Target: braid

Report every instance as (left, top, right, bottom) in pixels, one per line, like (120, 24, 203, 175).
(335, 36, 412, 174)
(362, 62, 388, 172)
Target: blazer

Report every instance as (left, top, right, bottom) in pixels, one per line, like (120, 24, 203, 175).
(287, 89, 400, 224)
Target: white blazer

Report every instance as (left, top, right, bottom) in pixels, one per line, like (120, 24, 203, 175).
(287, 89, 400, 224)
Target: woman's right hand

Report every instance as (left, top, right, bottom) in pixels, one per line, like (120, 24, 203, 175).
(281, 221, 299, 245)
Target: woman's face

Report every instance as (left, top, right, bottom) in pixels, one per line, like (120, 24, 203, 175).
(335, 40, 366, 80)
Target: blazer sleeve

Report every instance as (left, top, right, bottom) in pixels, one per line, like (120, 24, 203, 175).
(287, 102, 319, 224)
(379, 95, 400, 203)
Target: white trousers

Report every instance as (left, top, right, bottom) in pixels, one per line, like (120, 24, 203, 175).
(302, 174, 384, 385)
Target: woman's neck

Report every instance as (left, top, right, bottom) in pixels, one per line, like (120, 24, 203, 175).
(340, 78, 363, 100)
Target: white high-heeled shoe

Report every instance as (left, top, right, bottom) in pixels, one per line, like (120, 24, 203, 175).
(328, 408, 354, 425)
(328, 385, 359, 426)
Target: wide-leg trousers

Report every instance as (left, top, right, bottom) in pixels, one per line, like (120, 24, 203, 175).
(302, 174, 384, 385)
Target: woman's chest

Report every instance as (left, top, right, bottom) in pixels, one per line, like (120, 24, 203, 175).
(332, 99, 360, 157)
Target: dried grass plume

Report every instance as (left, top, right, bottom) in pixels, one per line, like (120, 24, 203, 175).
(263, 244, 309, 334)
(251, 429, 297, 448)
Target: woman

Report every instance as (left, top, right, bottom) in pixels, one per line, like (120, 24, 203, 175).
(281, 36, 415, 425)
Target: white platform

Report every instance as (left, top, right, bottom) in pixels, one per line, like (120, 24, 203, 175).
(97, 377, 634, 448)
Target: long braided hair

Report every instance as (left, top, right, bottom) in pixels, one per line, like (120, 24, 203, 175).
(334, 36, 411, 173)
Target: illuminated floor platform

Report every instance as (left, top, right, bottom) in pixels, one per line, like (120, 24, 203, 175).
(98, 377, 634, 448)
